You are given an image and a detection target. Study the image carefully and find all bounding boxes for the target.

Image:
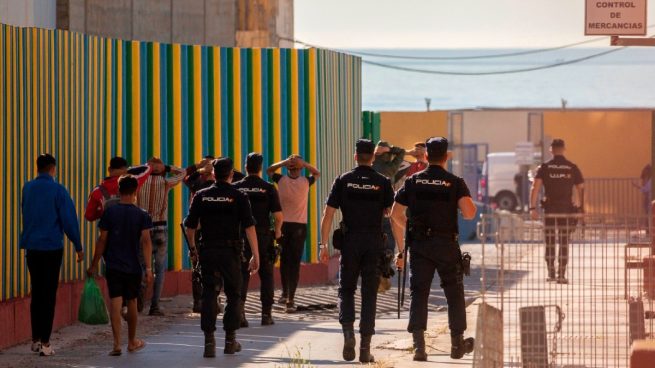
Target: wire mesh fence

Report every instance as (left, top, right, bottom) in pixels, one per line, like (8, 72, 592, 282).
(474, 212, 654, 368)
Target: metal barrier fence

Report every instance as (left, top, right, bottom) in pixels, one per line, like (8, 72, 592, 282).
(474, 213, 654, 368)
(585, 178, 645, 216)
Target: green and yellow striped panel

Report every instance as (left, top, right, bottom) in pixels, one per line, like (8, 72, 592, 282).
(0, 23, 361, 301)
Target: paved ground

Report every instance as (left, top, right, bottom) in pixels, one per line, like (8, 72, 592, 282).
(0, 243, 490, 368)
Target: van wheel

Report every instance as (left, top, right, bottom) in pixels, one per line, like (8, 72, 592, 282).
(495, 191, 518, 211)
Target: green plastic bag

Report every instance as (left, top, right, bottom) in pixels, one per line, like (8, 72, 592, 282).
(78, 278, 109, 325)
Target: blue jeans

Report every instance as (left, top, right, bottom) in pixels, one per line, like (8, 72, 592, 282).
(150, 228, 168, 309)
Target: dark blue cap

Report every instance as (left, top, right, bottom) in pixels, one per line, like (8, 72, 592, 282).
(212, 157, 234, 177)
(356, 139, 375, 154)
(426, 136, 448, 158)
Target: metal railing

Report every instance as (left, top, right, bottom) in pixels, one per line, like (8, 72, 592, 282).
(474, 212, 654, 368)
(584, 178, 646, 216)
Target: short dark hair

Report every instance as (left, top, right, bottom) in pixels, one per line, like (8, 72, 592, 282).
(246, 153, 263, 174)
(356, 153, 374, 164)
(37, 154, 56, 173)
(213, 157, 234, 181)
(118, 175, 138, 195)
(109, 157, 128, 170)
(427, 152, 447, 164)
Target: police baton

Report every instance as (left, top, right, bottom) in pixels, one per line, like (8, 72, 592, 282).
(179, 223, 200, 276)
(400, 245, 408, 307)
(397, 263, 401, 319)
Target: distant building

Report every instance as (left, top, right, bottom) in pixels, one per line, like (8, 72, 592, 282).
(1, 0, 294, 48)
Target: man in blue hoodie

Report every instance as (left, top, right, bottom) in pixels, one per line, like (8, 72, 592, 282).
(20, 154, 84, 357)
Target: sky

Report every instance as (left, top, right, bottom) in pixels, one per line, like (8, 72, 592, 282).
(295, 0, 655, 49)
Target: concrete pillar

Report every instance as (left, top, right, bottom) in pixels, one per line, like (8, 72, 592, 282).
(0, 0, 56, 29)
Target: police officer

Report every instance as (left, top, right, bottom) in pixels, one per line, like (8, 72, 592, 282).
(530, 139, 584, 284)
(319, 139, 394, 363)
(233, 153, 283, 327)
(390, 137, 477, 361)
(184, 157, 260, 357)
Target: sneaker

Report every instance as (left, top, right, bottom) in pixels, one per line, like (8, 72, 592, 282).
(148, 307, 165, 316)
(277, 295, 287, 305)
(40, 344, 55, 356)
(31, 341, 41, 353)
(557, 277, 569, 285)
(261, 314, 275, 326)
(121, 306, 128, 321)
(285, 302, 297, 314)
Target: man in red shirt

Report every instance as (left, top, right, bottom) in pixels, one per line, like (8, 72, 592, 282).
(405, 142, 428, 178)
(85, 157, 155, 222)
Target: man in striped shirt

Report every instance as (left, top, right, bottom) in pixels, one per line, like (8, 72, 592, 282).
(137, 157, 185, 316)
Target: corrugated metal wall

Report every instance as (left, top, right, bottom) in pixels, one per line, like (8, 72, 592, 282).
(0, 23, 361, 301)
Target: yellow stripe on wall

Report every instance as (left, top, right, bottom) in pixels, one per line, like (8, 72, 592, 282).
(172, 43, 182, 271)
(232, 48, 242, 169)
(193, 46, 202, 161)
(152, 42, 161, 157)
(308, 49, 318, 263)
(105, 39, 112, 162)
(212, 46, 221, 153)
(252, 48, 262, 153)
(272, 49, 281, 163)
(116, 41, 123, 154)
(131, 41, 140, 161)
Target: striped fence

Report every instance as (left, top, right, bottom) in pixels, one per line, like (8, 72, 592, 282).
(0, 23, 361, 301)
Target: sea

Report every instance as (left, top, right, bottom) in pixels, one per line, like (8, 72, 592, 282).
(355, 47, 655, 111)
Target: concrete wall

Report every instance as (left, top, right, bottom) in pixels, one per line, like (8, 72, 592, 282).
(0, 0, 56, 28)
(57, 0, 292, 47)
(379, 111, 448, 151)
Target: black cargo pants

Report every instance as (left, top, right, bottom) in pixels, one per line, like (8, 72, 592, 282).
(199, 246, 242, 333)
(544, 212, 575, 269)
(339, 232, 382, 336)
(407, 236, 466, 337)
(241, 231, 275, 314)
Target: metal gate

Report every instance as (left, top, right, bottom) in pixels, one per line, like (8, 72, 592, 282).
(475, 212, 655, 367)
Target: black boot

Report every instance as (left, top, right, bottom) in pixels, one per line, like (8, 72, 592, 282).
(261, 305, 274, 325)
(342, 327, 356, 361)
(240, 302, 249, 328)
(546, 262, 556, 282)
(224, 331, 242, 354)
(450, 334, 474, 359)
(203, 332, 215, 358)
(412, 330, 428, 361)
(359, 335, 375, 363)
(557, 267, 568, 284)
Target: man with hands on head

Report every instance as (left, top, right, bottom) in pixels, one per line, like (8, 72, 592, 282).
(267, 154, 320, 313)
(184, 157, 260, 358)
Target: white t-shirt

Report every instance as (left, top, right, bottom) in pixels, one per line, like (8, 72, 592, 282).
(272, 174, 316, 224)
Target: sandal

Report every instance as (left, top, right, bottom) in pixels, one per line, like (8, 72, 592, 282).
(108, 349, 122, 356)
(127, 339, 146, 353)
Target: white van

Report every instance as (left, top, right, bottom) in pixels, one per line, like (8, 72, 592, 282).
(478, 152, 538, 211)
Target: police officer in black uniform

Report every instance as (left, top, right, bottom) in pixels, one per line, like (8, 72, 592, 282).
(319, 139, 394, 363)
(184, 157, 260, 358)
(390, 137, 477, 361)
(530, 139, 584, 284)
(233, 152, 283, 327)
